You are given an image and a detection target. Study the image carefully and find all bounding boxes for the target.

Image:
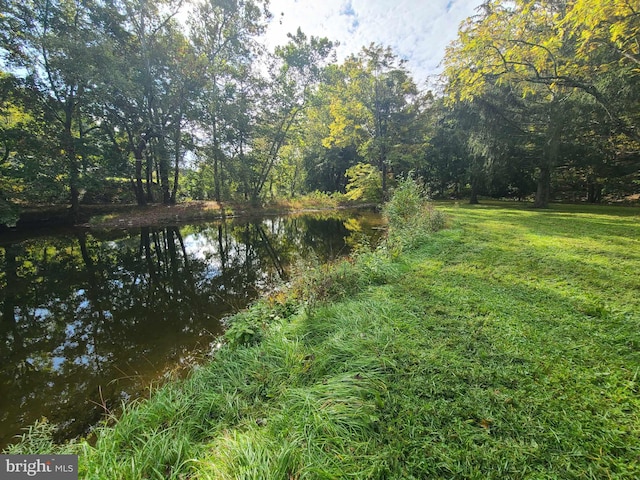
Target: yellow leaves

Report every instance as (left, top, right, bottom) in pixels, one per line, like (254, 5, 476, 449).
(343, 218, 362, 233)
(0, 180, 26, 194)
(324, 102, 353, 149)
(322, 85, 371, 150)
(564, 0, 639, 63)
(443, 0, 631, 106)
(344, 162, 381, 202)
(609, 22, 624, 42)
(521, 83, 539, 99)
(1, 105, 34, 128)
(542, 35, 561, 53)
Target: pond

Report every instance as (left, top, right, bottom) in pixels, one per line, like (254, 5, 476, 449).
(0, 209, 384, 450)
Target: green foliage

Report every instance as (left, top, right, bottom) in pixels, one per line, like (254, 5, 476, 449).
(384, 173, 425, 228)
(320, 45, 424, 196)
(3, 419, 61, 455)
(1, 0, 638, 216)
(224, 314, 264, 347)
(442, 0, 640, 206)
(301, 189, 343, 206)
(288, 246, 400, 316)
(223, 307, 269, 348)
(345, 162, 382, 202)
(81, 177, 137, 204)
(224, 295, 301, 348)
(263, 190, 347, 210)
(384, 174, 446, 249)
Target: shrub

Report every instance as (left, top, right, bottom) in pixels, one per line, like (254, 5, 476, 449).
(384, 174, 446, 250)
(224, 295, 300, 348)
(224, 311, 265, 347)
(290, 246, 399, 311)
(0, 198, 20, 228)
(345, 163, 383, 203)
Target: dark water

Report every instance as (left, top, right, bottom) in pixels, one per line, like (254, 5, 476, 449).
(0, 210, 383, 450)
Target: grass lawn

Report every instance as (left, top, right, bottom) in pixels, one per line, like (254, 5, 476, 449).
(8, 200, 640, 479)
(379, 201, 640, 478)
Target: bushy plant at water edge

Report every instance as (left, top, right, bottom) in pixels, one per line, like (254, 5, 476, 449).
(384, 173, 445, 249)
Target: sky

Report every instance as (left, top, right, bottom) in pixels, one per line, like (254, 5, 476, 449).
(261, 0, 484, 87)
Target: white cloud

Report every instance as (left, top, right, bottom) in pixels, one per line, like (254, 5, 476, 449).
(262, 0, 483, 86)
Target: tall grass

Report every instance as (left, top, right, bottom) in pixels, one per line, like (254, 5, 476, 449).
(6, 196, 640, 479)
(384, 175, 446, 250)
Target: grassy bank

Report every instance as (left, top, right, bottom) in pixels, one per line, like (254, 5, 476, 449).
(6, 195, 640, 478)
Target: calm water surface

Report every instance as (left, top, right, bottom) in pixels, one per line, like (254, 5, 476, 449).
(0, 210, 383, 449)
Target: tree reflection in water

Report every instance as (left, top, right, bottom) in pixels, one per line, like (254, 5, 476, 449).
(0, 211, 382, 449)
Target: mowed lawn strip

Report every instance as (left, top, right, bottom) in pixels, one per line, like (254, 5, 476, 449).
(370, 202, 640, 478)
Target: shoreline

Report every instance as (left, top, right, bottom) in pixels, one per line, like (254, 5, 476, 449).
(1, 200, 379, 233)
(5, 200, 640, 478)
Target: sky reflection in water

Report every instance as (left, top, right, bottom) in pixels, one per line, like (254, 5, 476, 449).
(0, 211, 383, 449)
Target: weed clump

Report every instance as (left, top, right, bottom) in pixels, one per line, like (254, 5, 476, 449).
(224, 293, 300, 348)
(384, 173, 446, 250)
(285, 178, 442, 310)
(3, 419, 63, 455)
(289, 246, 400, 311)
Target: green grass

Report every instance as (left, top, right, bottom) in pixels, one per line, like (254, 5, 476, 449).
(6, 199, 640, 479)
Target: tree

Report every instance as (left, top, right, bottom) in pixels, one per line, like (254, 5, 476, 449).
(323, 44, 421, 198)
(344, 162, 382, 202)
(562, 0, 640, 142)
(89, 0, 203, 207)
(444, 1, 584, 207)
(189, 0, 268, 202)
(296, 70, 363, 194)
(444, 0, 640, 206)
(419, 99, 470, 198)
(0, 72, 29, 225)
(1, 0, 107, 219)
(248, 29, 334, 203)
(93, 1, 153, 206)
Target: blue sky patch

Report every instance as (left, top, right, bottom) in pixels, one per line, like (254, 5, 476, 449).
(340, 0, 356, 17)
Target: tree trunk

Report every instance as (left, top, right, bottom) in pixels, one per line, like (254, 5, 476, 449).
(171, 158, 179, 204)
(64, 120, 81, 222)
(253, 107, 301, 202)
(381, 159, 388, 200)
(170, 109, 185, 205)
(171, 142, 180, 205)
(156, 137, 171, 204)
(469, 178, 480, 204)
(587, 182, 603, 203)
(146, 148, 154, 203)
(133, 141, 147, 206)
(533, 164, 551, 208)
(212, 118, 222, 202)
(534, 112, 562, 209)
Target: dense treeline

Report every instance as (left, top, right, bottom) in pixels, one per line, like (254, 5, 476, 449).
(443, 0, 640, 207)
(1, 0, 638, 226)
